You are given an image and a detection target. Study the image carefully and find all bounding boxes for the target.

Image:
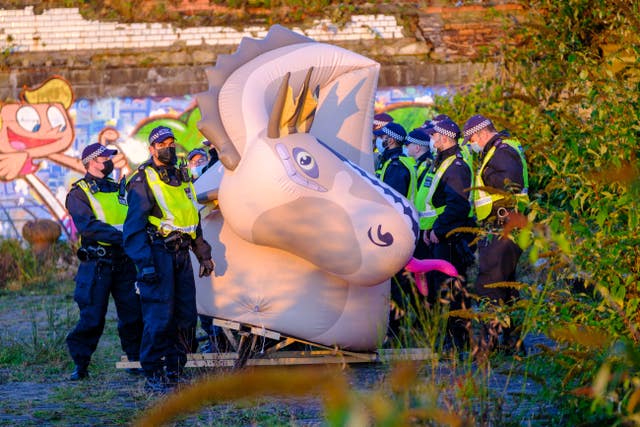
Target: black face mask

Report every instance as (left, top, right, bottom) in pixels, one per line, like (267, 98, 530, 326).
(101, 159, 114, 177)
(156, 146, 177, 165)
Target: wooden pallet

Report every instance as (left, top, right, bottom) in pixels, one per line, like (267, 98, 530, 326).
(116, 317, 433, 369)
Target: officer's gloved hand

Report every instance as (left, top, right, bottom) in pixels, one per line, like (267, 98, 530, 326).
(137, 265, 160, 284)
(199, 259, 215, 278)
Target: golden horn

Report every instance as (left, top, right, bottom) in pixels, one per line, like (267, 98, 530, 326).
(268, 72, 291, 139)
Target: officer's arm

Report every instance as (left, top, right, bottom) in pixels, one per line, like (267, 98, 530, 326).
(432, 163, 472, 239)
(382, 161, 410, 198)
(122, 173, 155, 268)
(191, 220, 213, 263)
(65, 186, 122, 245)
(485, 147, 524, 192)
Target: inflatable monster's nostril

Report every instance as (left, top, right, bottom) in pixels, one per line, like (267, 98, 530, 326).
(367, 225, 394, 247)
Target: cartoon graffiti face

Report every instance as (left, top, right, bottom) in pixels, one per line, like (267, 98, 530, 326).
(0, 102, 74, 159)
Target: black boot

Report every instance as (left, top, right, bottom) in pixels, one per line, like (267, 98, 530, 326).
(69, 365, 89, 381)
(144, 375, 169, 394)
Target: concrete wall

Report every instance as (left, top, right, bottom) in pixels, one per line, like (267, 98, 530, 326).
(0, 4, 521, 100)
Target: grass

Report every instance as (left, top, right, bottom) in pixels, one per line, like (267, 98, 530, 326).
(1, 237, 624, 426)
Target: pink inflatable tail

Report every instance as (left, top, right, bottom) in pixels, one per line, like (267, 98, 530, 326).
(404, 257, 459, 296)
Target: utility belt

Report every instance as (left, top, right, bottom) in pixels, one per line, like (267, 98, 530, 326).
(76, 244, 124, 262)
(480, 206, 513, 228)
(146, 228, 193, 253)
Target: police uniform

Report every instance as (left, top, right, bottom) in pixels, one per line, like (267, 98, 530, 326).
(417, 145, 475, 292)
(376, 146, 416, 198)
(473, 130, 529, 303)
(123, 159, 212, 382)
(412, 151, 433, 258)
(66, 173, 143, 376)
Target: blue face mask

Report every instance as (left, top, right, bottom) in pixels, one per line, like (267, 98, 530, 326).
(375, 137, 386, 154)
(429, 138, 437, 157)
(190, 164, 206, 180)
(401, 146, 409, 156)
(470, 142, 482, 153)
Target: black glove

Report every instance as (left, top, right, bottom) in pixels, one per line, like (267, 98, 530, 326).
(137, 265, 160, 284)
(199, 259, 215, 278)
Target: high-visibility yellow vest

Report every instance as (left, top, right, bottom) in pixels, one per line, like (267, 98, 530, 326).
(377, 155, 417, 200)
(458, 140, 475, 173)
(473, 138, 529, 221)
(76, 179, 128, 246)
(144, 167, 199, 238)
(415, 153, 472, 230)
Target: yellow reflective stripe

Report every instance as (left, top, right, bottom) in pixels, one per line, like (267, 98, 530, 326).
(474, 141, 529, 220)
(144, 167, 199, 238)
(77, 181, 107, 222)
(76, 180, 128, 245)
(417, 156, 456, 229)
(378, 155, 417, 200)
(145, 169, 177, 225)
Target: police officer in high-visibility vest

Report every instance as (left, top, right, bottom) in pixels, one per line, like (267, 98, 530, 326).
(372, 113, 394, 161)
(430, 114, 475, 174)
(404, 127, 433, 259)
(420, 119, 475, 293)
(65, 143, 143, 381)
(374, 122, 416, 199)
(373, 122, 417, 340)
(462, 114, 529, 350)
(123, 126, 214, 393)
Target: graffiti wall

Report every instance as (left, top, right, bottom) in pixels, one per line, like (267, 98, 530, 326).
(0, 77, 449, 240)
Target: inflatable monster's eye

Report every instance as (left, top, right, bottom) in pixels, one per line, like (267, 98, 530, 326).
(292, 148, 319, 178)
(16, 106, 41, 132)
(47, 106, 67, 131)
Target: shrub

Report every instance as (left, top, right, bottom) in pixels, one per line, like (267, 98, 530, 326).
(0, 238, 76, 293)
(434, 0, 640, 422)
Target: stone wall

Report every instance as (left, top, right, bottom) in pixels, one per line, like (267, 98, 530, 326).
(0, 4, 522, 100)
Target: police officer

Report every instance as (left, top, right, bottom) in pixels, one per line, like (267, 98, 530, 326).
(373, 122, 418, 340)
(65, 143, 143, 380)
(187, 147, 209, 181)
(421, 118, 475, 281)
(123, 126, 214, 392)
(405, 127, 434, 259)
(462, 114, 529, 350)
(421, 118, 476, 349)
(374, 122, 416, 198)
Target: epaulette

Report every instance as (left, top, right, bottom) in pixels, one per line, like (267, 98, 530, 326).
(137, 159, 153, 172)
(128, 169, 144, 183)
(70, 177, 85, 189)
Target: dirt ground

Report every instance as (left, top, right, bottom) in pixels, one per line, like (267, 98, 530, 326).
(0, 293, 556, 426)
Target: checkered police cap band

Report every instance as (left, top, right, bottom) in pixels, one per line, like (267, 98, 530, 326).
(434, 124, 458, 139)
(373, 118, 391, 127)
(463, 119, 491, 137)
(405, 134, 429, 146)
(149, 126, 174, 144)
(380, 126, 405, 142)
(82, 145, 107, 165)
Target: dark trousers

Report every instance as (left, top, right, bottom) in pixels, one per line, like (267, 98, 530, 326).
(476, 235, 522, 303)
(424, 236, 472, 303)
(67, 257, 142, 368)
(424, 234, 474, 349)
(138, 243, 197, 378)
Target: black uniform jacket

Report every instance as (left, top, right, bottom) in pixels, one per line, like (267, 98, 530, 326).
(430, 146, 474, 240)
(378, 147, 412, 197)
(123, 160, 212, 270)
(65, 173, 123, 247)
(479, 131, 525, 193)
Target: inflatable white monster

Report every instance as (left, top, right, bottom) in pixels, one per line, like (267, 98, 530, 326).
(193, 25, 418, 351)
